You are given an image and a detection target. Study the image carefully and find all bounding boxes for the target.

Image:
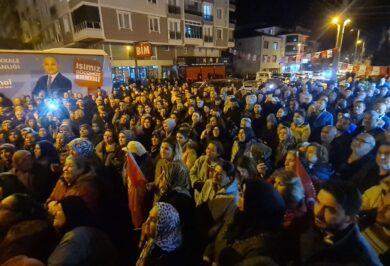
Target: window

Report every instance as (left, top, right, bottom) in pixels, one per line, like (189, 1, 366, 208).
(117, 11, 132, 30)
(216, 28, 222, 40)
(263, 40, 269, 49)
(217, 8, 222, 19)
(185, 22, 202, 39)
(183, 47, 188, 54)
(204, 26, 213, 42)
(228, 30, 233, 41)
(286, 35, 298, 42)
(262, 55, 268, 63)
(168, 19, 181, 39)
(63, 16, 70, 33)
(272, 55, 277, 62)
(286, 45, 298, 53)
(203, 4, 212, 20)
(148, 0, 156, 3)
(273, 42, 278, 50)
(149, 16, 160, 33)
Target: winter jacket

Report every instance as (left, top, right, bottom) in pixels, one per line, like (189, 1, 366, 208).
(300, 225, 382, 266)
(189, 155, 219, 187)
(291, 123, 311, 143)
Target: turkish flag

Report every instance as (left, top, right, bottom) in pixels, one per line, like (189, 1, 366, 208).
(295, 155, 316, 208)
(126, 153, 147, 229)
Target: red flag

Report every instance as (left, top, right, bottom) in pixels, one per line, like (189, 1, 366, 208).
(126, 153, 147, 229)
(295, 155, 316, 207)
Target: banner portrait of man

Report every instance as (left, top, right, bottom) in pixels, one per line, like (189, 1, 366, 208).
(32, 56, 72, 98)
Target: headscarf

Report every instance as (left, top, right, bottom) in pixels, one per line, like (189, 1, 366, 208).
(36, 140, 60, 164)
(154, 202, 182, 252)
(67, 138, 94, 159)
(125, 141, 147, 156)
(164, 161, 191, 198)
(240, 127, 256, 143)
(120, 130, 136, 144)
(163, 118, 176, 133)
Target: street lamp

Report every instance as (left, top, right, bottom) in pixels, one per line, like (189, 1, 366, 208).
(331, 17, 341, 48)
(338, 18, 351, 54)
(356, 39, 365, 62)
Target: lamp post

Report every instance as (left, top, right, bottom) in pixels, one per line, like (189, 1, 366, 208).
(351, 29, 361, 62)
(331, 17, 351, 80)
(356, 39, 365, 62)
(331, 17, 341, 48)
(338, 18, 351, 54)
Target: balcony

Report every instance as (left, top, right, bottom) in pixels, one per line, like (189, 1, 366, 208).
(204, 35, 213, 42)
(169, 31, 181, 40)
(168, 5, 181, 14)
(203, 14, 213, 22)
(73, 21, 104, 42)
(185, 4, 202, 16)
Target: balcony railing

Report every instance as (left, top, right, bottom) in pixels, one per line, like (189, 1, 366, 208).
(74, 21, 101, 33)
(185, 4, 202, 16)
(204, 35, 213, 42)
(203, 14, 213, 21)
(169, 31, 181, 40)
(168, 5, 181, 14)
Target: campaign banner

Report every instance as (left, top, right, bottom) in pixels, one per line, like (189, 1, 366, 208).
(0, 50, 112, 99)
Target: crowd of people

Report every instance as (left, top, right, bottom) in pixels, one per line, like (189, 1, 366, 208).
(0, 76, 389, 266)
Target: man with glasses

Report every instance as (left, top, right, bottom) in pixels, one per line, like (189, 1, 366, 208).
(335, 133, 376, 182)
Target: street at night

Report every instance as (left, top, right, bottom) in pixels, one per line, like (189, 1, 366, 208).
(0, 0, 389, 265)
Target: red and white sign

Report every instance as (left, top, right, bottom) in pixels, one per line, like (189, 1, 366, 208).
(135, 42, 153, 58)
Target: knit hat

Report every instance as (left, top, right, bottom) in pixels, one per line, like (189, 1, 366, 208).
(67, 138, 94, 159)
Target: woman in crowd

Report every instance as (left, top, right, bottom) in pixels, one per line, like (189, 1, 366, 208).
(190, 141, 224, 193)
(230, 127, 258, 164)
(290, 110, 311, 143)
(203, 179, 286, 265)
(275, 125, 296, 168)
(137, 202, 183, 266)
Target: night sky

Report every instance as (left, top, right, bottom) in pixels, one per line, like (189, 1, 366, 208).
(236, 0, 390, 57)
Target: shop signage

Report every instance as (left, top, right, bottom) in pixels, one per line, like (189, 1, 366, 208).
(135, 42, 153, 58)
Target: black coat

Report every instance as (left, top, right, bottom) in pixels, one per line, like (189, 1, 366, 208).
(300, 225, 382, 266)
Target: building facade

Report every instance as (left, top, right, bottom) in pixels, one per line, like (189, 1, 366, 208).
(16, 0, 236, 80)
(233, 34, 283, 76)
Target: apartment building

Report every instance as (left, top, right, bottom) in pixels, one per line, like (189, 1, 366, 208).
(233, 34, 283, 76)
(16, 0, 236, 80)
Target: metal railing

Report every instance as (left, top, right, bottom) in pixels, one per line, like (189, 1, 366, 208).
(74, 21, 101, 33)
(168, 5, 181, 14)
(169, 31, 181, 40)
(184, 4, 202, 16)
(203, 14, 213, 21)
(204, 35, 213, 42)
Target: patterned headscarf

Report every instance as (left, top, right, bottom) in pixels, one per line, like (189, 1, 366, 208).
(154, 202, 182, 252)
(68, 138, 94, 159)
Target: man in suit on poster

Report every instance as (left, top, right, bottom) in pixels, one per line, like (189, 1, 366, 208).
(32, 56, 72, 98)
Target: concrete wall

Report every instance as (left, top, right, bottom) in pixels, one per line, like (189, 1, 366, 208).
(101, 7, 168, 43)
